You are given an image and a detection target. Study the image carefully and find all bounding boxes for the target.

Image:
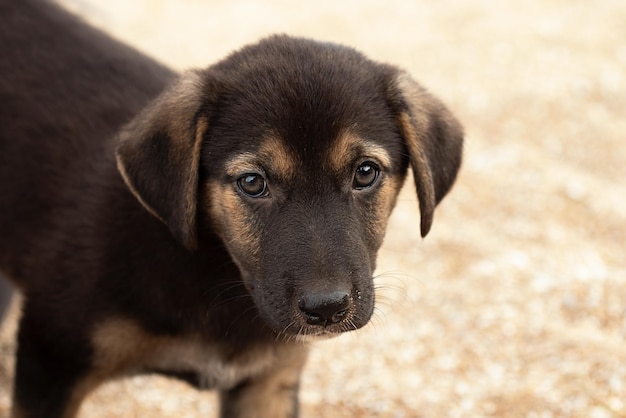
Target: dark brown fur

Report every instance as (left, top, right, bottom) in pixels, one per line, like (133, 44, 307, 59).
(0, 0, 463, 417)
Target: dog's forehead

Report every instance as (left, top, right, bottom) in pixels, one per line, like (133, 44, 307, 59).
(212, 40, 393, 134)
(207, 38, 404, 181)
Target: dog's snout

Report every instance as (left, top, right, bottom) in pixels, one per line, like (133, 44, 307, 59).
(298, 291, 350, 326)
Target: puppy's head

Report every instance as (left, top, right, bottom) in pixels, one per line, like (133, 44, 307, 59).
(116, 35, 463, 339)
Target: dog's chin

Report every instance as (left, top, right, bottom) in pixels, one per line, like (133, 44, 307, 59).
(266, 315, 370, 343)
(273, 326, 349, 343)
(294, 331, 341, 343)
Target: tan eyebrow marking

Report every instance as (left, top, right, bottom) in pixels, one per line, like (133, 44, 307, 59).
(223, 133, 296, 181)
(258, 134, 296, 180)
(328, 131, 392, 171)
(224, 152, 259, 177)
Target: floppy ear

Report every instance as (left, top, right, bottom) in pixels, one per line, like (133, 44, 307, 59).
(115, 70, 210, 251)
(389, 71, 464, 238)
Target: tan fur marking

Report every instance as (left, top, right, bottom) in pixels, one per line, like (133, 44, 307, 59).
(224, 152, 261, 177)
(328, 132, 392, 172)
(205, 180, 262, 265)
(223, 134, 295, 181)
(91, 318, 155, 375)
(368, 170, 405, 240)
(222, 346, 308, 417)
(328, 131, 357, 170)
(90, 318, 285, 391)
(326, 132, 400, 242)
(258, 134, 296, 180)
(208, 134, 294, 272)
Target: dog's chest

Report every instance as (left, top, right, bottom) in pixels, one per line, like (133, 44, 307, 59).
(145, 338, 276, 389)
(91, 318, 277, 390)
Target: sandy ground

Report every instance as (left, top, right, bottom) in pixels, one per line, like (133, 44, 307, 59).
(1, 0, 625, 417)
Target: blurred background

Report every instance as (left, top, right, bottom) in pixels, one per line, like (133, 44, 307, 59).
(1, 0, 625, 416)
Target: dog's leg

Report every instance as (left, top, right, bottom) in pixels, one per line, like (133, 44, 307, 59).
(219, 345, 308, 418)
(10, 303, 93, 418)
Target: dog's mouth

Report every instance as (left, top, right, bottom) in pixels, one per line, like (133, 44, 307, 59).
(252, 288, 375, 342)
(283, 322, 364, 343)
(292, 329, 345, 343)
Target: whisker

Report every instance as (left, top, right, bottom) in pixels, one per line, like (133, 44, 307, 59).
(370, 307, 389, 332)
(276, 319, 299, 343)
(223, 304, 260, 336)
(201, 282, 252, 312)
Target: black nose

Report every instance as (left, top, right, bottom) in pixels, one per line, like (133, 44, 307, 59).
(298, 291, 351, 326)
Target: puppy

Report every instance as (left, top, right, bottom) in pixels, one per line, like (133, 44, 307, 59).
(0, 0, 463, 417)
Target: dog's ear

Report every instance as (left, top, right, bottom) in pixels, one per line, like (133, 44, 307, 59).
(389, 71, 463, 238)
(115, 70, 211, 251)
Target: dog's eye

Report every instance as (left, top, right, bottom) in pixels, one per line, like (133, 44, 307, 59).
(353, 161, 380, 190)
(237, 174, 268, 198)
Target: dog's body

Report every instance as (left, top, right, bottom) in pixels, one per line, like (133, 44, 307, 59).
(0, 1, 463, 417)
